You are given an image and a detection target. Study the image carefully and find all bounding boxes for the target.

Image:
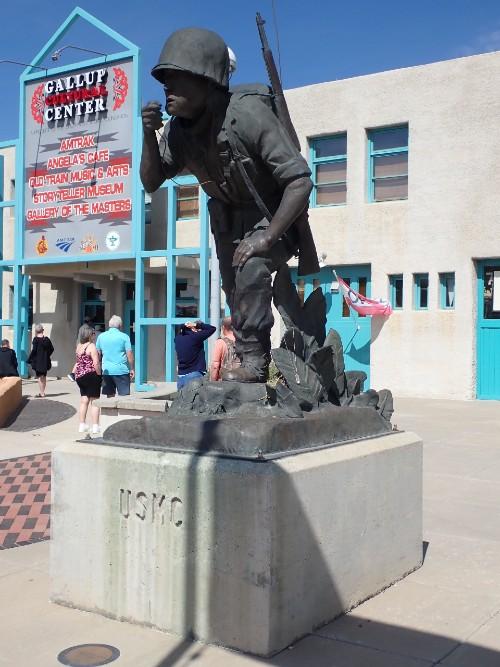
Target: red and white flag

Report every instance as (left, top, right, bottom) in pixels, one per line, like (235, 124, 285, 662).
(337, 275, 393, 317)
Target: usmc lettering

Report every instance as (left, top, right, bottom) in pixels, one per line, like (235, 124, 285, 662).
(119, 489, 183, 527)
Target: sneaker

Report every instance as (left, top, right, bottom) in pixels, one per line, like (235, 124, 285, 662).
(78, 423, 89, 433)
(68, 373, 76, 382)
(91, 425, 101, 435)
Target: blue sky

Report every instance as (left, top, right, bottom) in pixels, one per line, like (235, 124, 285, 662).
(1, 0, 500, 140)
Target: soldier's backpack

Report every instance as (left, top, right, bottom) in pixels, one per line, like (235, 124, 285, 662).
(221, 336, 241, 372)
(226, 84, 320, 276)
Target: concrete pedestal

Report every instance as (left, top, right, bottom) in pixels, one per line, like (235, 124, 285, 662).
(50, 431, 422, 657)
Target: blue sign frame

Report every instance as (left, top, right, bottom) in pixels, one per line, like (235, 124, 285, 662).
(12, 7, 141, 376)
(4, 7, 211, 385)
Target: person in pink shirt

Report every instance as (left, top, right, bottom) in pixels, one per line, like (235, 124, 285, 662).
(210, 317, 240, 381)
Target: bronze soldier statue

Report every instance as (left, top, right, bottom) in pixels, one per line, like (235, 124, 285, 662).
(140, 27, 319, 383)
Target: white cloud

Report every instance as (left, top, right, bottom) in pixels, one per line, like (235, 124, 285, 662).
(456, 27, 500, 57)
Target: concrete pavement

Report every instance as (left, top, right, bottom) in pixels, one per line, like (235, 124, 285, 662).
(0, 381, 499, 666)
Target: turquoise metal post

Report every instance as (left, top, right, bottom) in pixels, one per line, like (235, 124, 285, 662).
(20, 270, 29, 370)
(12, 266, 24, 372)
(0, 142, 20, 349)
(0, 155, 3, 260)
(134, 190, 145, 386)
(198, 189, 211, 365)
(165, 181, 177, 381)
(0, 155, 3, 342)
(199, 190, 210, 321)
(131, 42, 149, 390)
(15, 63, 27, 376)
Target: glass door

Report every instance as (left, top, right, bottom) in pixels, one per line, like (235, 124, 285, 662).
(477, 261, 500, 399)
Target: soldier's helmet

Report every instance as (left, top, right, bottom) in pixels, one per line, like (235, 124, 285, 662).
(151, 28, 230, 89)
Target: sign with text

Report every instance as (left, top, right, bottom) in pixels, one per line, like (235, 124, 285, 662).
(23, 58, 134, 259)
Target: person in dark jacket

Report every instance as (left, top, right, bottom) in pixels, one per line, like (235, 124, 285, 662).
(27, 324, 54, 397)
(174, 320, 216, 389)
(0, 339, 19, 377)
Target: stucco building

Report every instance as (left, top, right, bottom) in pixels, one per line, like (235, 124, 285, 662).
(1, 10, 499, 399)
(285, 50, 500, 400)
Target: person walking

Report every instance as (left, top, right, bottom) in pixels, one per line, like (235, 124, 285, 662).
(68, 323, 91, 382)
(74, 324, 102, 434)
(0, 339, 19, 378)
(175, 320, 216, 389)
(27, 324, 54, 397)
(210, 317, 240, 381)
(96, 315, 134, 397)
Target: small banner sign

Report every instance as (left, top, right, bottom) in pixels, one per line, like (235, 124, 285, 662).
(337, 274, 393, 317)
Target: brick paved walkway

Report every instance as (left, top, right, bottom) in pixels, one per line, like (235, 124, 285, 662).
(0, 452, 51, 549)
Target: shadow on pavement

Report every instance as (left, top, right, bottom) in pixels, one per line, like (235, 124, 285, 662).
(2, 398, 76, 431)
(153, 619, 500, 666)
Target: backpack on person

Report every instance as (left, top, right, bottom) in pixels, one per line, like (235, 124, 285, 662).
(221, 336, 241, 372)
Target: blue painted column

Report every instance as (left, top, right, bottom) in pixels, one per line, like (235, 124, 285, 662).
(165, 181, 177, 381)
(199, 190, 210, 321)
(134, 190, 146, 387)
(198, 190, 211, 366)
(0, 155, 3, 343)
(13, 266, 25, 373)
(0, 155, 3, 263)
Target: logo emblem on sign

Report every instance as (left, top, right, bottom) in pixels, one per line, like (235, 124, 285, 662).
(31, 83, 45, 125)
(80, 235, 99, 254)
(36, 235, 48, 255)
(55, 237, 75, 253)
(105, 231, 120, 251)
(112, 67, 129, 110)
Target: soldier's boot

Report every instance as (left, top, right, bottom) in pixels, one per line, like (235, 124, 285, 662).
(222, 353, 268, 383)
(222, 365, 265, 383)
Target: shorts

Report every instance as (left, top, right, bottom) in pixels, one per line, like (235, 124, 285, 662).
(102, 374, 130, 397)
(76, 372, 102, 398)
(35, 371, 47, 378)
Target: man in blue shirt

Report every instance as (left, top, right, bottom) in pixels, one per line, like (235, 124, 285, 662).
(96, 315, 134, 397)
(174, 320, 216, 389)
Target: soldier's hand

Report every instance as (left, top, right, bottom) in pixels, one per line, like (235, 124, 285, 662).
(142, 101, 163, 133)
(232, 231, 273, 268)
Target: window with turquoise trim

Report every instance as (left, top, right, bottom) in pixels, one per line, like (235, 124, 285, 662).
(176, 184, 199, 219)
(368, 125, 408, 202)
(310, 134, 347, 206)
(439, 272, 455, 309)
(413, 273, 429, 310)
(388, 274, 404, 309)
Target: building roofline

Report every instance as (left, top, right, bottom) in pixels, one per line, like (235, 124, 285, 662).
(285, 49, 500, 94)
